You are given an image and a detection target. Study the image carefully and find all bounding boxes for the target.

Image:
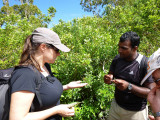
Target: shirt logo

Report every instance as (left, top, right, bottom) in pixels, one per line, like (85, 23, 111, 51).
(129, 71, 134, 75)
(4, 74, 11, 78)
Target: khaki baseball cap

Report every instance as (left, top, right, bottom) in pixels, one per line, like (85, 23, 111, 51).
(141, 48, 160, 85)
(32, 27, 70, 52)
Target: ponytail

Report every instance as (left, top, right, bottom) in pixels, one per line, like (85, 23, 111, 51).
(19, 35, 41, 71)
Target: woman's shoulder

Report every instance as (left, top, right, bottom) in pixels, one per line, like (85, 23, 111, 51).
(11, 66, 37, 83)
(11, 66, 37, 93)
(14, 66, 35, 76)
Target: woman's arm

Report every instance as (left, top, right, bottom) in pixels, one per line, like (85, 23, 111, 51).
(63, 81, 88, 90)
(10, 91, 74, 120)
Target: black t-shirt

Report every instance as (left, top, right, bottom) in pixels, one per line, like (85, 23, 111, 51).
(10, 67, 63, 120)
(110, 54, 154, 111)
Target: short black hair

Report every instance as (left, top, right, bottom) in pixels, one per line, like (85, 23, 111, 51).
(120, 31, 140, 48)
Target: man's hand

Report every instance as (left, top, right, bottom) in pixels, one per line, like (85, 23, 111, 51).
(104, 74, 113, 84)
(112, 79, 129, 91)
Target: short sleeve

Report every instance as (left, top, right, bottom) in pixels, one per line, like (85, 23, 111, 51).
(110, 55, 119, 73)
(10, 67, 36, 94)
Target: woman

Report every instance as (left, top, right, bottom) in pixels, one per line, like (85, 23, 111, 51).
(9, 27, 87, 120)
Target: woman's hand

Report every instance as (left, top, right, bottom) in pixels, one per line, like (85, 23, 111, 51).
(55, 104, 75, 117)
(63, 81, 88, 90)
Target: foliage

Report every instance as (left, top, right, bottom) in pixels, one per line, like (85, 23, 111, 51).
(0, 1, 56, 27)
(103, 0, 160, 55)
(80, 0, 136, 16)
(53, 0, 159, 119)
(0, 0, 56, 68)
(0, 14, 42, 68)
(0, 0, 160, 119)
(0, 0, 57, 68)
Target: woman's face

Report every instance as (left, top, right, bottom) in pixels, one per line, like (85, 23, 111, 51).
(43, 44, 60, 64)
(152, 68, 160, 87)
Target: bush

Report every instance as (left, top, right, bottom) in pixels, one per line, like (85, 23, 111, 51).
(0, 0, 159, 119)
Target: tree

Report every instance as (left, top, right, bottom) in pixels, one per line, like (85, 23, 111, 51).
(2, 0, 9, 6)
(1, 0, 11, 15)
(80, 0, 136, 16)
(80, 0, 110, 15)
(19, 0, 33, 4)
(0, 0, 56, 27)
(0, 0, 159, 119)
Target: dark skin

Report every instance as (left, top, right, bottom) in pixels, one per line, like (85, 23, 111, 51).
(104, 40, 156, 98)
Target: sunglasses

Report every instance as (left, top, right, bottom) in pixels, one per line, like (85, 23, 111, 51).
(53, 47, 59, 53)
(155, 78, 160, 83)
(46, 44, 59, 53)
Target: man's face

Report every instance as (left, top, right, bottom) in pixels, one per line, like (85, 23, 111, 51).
(152, 69, 160, 87)
(118, 40, 135, 60)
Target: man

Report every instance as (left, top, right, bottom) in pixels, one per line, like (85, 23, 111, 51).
(140, 48, 160, 120)
(104, 31, 156, 120)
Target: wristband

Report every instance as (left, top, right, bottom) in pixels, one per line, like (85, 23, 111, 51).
(154, 112, 160, 117)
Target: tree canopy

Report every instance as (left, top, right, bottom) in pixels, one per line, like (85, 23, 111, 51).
(0, 0, 56, 27)
(0, 0, 160, 119)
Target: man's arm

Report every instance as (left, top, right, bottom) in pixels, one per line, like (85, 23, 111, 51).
(113, 79, 156, 98)
(130, 82, 156, 98)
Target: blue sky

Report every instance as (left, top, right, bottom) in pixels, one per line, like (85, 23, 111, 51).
(0, 0, 93, 27)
